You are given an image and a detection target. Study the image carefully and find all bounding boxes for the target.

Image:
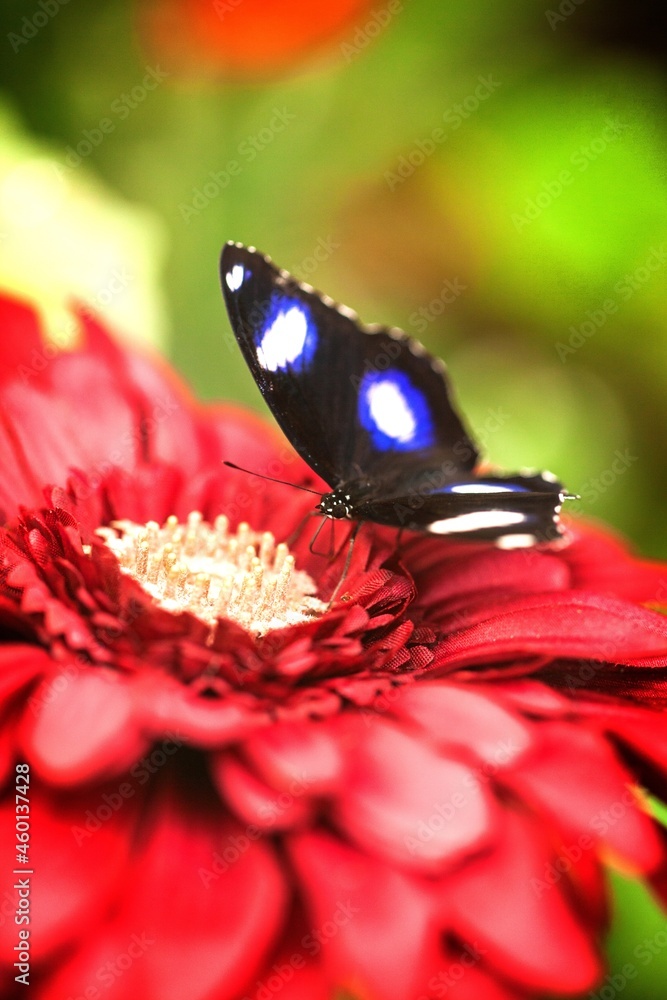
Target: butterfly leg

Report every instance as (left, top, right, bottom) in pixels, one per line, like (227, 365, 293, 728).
(308, 515, 334, 556)
(395, 526, 407, 555)
(327, 521, 361, 608)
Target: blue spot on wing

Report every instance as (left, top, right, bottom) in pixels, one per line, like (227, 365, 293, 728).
(358, 369, 436, 452)
(255, 294, 317, 373)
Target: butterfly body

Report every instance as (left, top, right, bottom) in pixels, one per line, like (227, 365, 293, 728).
(220, 242, 570, 547)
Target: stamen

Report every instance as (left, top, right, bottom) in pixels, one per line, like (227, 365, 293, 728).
(96, 512, 326, 635)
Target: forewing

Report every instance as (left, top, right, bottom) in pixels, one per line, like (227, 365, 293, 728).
(220, 243, 478, 488)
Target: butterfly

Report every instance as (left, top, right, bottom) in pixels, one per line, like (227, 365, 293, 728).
(220, 242, 572, 548)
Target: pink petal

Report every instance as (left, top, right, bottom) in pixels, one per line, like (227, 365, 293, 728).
(0, 419, 42, 510)
(48, 353, 141, 472)
(123, 349, 208, 474)
(136, 671, 264, 746)
(394, 682, 532, 767)
(213, 754, 312, 830)
(21, 668, 147, 784)
(242, 720, 344, 795)
(335, 718, 496, 871)
(2, 383, 90, 497)
(495, 679, 570, 716)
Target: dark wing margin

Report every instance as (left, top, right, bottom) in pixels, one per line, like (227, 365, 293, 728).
(220, 242, 479, 489)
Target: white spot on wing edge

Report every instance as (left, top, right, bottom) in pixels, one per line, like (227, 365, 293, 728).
(448, 483, 522, 495)
(225, 263, 245, 292)
(428, 510, 526, 534)
(495, 533, 538, 550)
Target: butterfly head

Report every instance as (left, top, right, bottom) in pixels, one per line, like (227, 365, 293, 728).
(318, 490, 354, 521)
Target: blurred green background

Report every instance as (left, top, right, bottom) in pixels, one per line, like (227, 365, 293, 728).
(1, 0, 666, 995)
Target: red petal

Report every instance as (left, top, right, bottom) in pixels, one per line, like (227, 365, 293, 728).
(413, 546, 570, 617)
(130, 797, 285, 998)
(242, 720, 344, 795)
(506, 722, 663, 873)
(565, 520, 667, 604)
(0, 293, 214, 515)
(335, 718, 497, 871)
(421, 949, 522, 1000)
(0, 784, 139, 961)
(446, 810, 601, 993)
(207, 402, 295, 470)
(252, 953, 330, 1000)
(0, 644, 50, 710)
(0, 417, 42, 510)
(436, 592, 667, 668)
(578, 700, 667, 785)
(0, 294, 48, 385)
(648, 835, 667, 912)
(185, 404, 317, 533)
(103, 463, 183, 524)
(564, 833, 610, 930)
(0, 645, 48, 784)
(290, 830, 442, 1000)
(43, 787, 287, 1000)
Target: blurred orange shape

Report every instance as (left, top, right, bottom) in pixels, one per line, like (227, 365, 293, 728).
(141, 0, 379, 78)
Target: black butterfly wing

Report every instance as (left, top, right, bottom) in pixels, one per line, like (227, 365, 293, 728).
(351, 472, 567, 545)
(220, 242, 478, 489)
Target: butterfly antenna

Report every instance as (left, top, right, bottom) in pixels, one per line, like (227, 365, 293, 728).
(223, 460, 322, 496)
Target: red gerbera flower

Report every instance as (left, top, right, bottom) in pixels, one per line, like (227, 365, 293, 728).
(1, 291, 667, 1000)
(140, 0, 378, 79)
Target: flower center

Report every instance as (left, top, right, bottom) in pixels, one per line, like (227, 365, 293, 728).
(96, 512, 326, 634)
